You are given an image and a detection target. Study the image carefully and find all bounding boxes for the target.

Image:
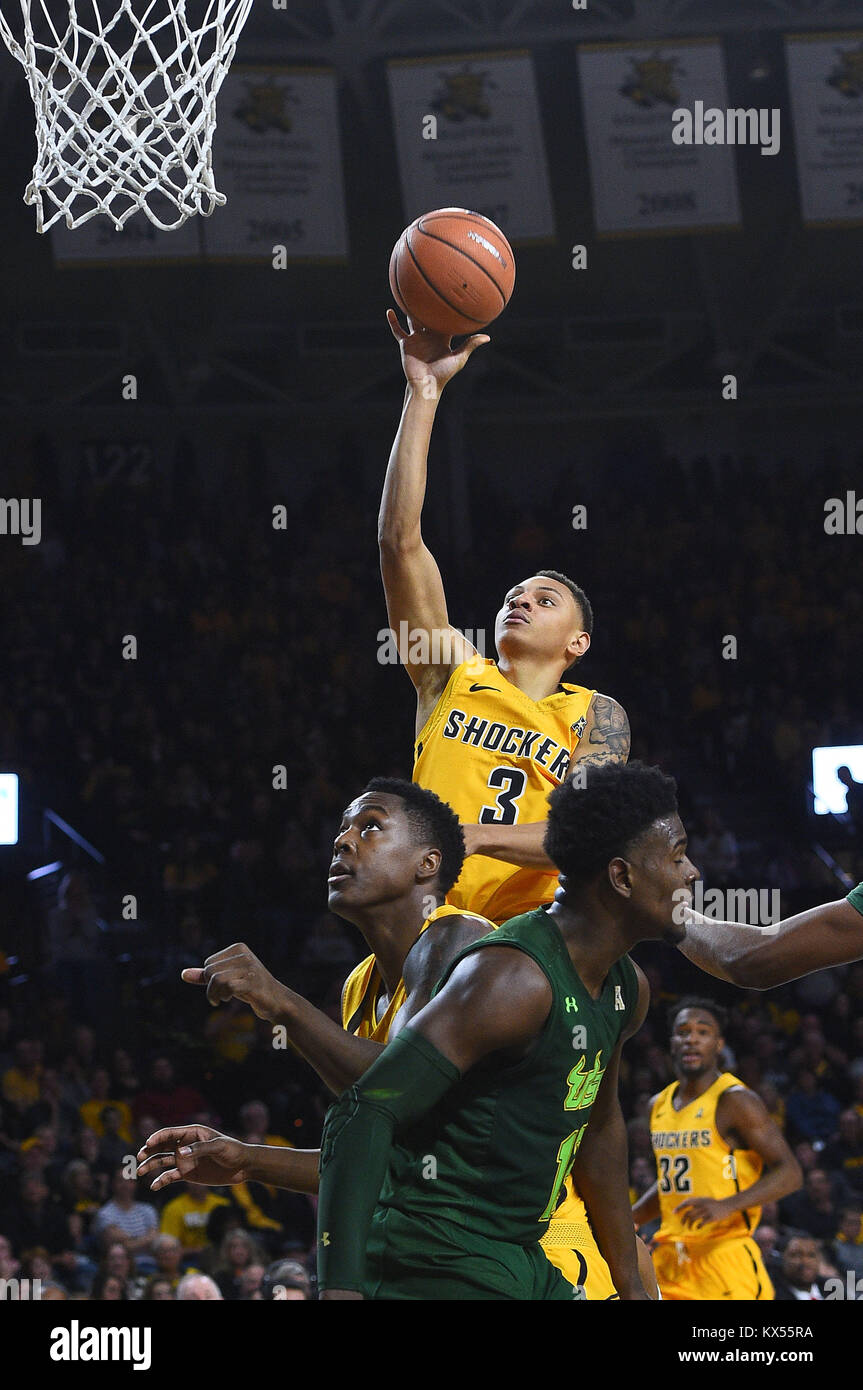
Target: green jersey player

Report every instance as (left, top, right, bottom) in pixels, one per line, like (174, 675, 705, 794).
(317, 761, 698, 1301)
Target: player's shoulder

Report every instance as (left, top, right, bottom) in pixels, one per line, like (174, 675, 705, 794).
(439, 930, 553, 1003)
(402, 910, 493, 993)
(716, 1076, 767, 1113)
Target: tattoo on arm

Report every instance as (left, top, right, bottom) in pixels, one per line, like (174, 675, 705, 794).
(576, 695, 631, 771)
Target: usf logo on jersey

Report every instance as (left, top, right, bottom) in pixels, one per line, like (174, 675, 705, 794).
(564, 1051, 604, 1111)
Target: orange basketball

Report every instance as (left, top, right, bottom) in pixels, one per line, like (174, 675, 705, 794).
(388, 208, 515, 337)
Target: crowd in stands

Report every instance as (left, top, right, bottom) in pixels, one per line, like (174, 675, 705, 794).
(0, 432, 861, 1298)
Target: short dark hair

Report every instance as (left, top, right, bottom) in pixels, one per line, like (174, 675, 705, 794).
(544, 761, 678, 884)
(362, 777, 465, 896)
(668, 996, 728, 1037)
(535, 569, 594, 638)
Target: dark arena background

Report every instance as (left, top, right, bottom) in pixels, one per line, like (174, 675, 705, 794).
(0, 0, 862, 1360)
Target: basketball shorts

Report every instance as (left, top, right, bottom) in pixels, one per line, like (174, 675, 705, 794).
(541, 1219, 659, 1300)
(652, 1236, 774, 1300)
(364, 1207, 579, 1301)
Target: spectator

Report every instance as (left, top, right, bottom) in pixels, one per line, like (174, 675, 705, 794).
(143, 1275, 175, 1300)
(91, 1169, 159, 1260)
(159, 1183, 229, 1255)
(771, 1236, 828, 1300)
(821, 1109, 863, 1196)
(831, 1206, 863, 1281)
(79, 1068, 133, 1143)
(0, 1175, 68, 1257)
(95, 1242, 139, 1300)
(97, 1106, 133, 1172)
(150, 1233, 187, 1290)
(785, 1068, 842, 1144)
(753, 1223, 779, 1270)
(132, 1058, 207, 1130)
(780, 1168, 846, 1241)
(176, 1273, 223, 1300)
(90, 1271, 127, 1300)
(2, 1040, 43, 1116)
(214, 1229, 268, 1300)
(238, 1263, 266, 1300)
(262, 1257, 312, 1301)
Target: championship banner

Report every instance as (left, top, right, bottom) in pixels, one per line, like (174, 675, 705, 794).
(786, 32, 863, 227)
(202, 66, 348, 261)
(387, 51, 554, 243)
(576, 40, 741, 236)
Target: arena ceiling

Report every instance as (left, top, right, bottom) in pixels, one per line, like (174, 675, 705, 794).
(0, 0, 861, 424)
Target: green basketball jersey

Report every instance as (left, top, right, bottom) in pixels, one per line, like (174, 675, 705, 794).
(373, 905, 640, 1246)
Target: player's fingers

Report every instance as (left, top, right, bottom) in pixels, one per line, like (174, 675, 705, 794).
(386, 308, 406, 341)
(136, 1125, 208, 1160)
(135, 1150, 178, 1178)
(148, 1165, 183, 1193)
(202, 943, 249, 967)
(181, 967, 205, 985)
(205, 969, 238, 1007)
(462, 334, 491, 357)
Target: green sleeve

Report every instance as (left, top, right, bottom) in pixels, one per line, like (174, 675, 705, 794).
(847, 884, 863, 916)
(317, 1026, 460, 1293)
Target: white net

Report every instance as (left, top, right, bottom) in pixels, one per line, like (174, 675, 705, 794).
(0, 0, 255, 231)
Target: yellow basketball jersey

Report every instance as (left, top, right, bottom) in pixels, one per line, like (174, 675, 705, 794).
(413, 657, 595, 925)
(340, 902, 492, 1041)
(651, 1073, 764, 1245)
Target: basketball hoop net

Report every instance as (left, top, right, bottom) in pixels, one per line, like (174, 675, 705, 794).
(0, 0, 255, 232)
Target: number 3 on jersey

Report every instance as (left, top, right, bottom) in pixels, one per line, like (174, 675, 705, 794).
(479, 767, 527, 825)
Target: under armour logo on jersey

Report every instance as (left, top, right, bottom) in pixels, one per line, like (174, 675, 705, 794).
(565, 996, 579, 1013)
(572, 716, 587, 737)
(321, 1232, 331, 1246)
(614, 985, 625, 1011)
(695, 1108, 704, 1119)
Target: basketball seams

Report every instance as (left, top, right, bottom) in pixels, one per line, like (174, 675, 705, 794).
(411, 225, 507, 309)
(390, 236, 408, 314)
(403, 233, 489, 326)
(419, 208, 513, 248)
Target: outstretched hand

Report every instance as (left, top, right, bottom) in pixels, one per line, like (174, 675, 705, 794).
(387, 309, 489, 396)
(136, 1125, 250, 1192)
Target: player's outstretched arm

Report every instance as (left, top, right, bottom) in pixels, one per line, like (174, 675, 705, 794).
(460, 694, 630, 869)
(317, 947, 551, 1298)
(678, 887, 863, 989)
(571, 965, 652, 1300)
(674, 1089, 802, 1232)
(379, 312, 488, 733)
(136, 1124, 321, 1195)
(183, 943, 384, 1094)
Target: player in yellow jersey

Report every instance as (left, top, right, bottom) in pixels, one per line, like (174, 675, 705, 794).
(378, 311, 639, 1299)
(381, 312, 630, 924)
(136, 780, 496, 1200)
(633, 997, 802, 1299)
